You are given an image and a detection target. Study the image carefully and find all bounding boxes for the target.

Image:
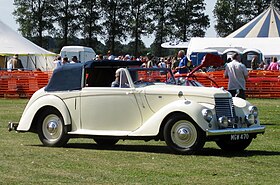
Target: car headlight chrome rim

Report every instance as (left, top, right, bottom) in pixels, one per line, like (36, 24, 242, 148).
(249, 106, 258, 118)
(202, 109, 213, 122)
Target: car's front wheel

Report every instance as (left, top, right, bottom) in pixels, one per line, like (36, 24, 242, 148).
(164, 114, 206, 154)
(37, 108, 69, 147)
(215, 135, 253, 151)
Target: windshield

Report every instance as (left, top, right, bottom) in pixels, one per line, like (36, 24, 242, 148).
(128, 68, 176, 87)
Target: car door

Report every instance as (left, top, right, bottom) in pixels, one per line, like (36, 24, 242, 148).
(80, 87, 142, 132)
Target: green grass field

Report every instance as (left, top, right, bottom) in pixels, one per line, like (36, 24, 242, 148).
(0, 98, 279, 185)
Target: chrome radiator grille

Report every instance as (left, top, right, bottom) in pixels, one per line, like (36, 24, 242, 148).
(215, 97, 236, 119)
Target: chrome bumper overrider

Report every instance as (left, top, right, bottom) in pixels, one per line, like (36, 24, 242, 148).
(206, 126, 265, 136)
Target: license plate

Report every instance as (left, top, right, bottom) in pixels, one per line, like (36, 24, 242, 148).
(230, 134, 250, 141)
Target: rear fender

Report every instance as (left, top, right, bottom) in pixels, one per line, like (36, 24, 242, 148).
(17, 95, 71, 131)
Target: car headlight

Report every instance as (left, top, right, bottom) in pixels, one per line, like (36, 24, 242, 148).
(202, 109, 213, 122)
(246, 114, 255, 125)
(249, 106, 258, 118)
(218, 116, 229, 128)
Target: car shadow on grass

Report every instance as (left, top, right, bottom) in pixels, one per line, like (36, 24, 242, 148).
(196, 148, 280, 157)
(39, 142, 280, 157)
(65, 143, 173, 154)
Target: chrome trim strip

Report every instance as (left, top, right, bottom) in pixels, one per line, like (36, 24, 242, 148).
(206, 126, 265, 136)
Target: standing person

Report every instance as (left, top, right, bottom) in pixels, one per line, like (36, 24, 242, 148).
(96, 54, 103, 61)
(70, 56, 80, 63)
(107, 50, 115, 60)
(146, 53, 156, 68)
(224, 53, 248, 99)
(267, 56, 279, 70)
(175, 50, 189, 74)
(158, 57, 167, 68)
(166, 57, 172, 68)
(7, 54, 23, 70)
(62, 57, 69, 65)
(171, 56, 179, 71)
(53, 56, 62, 68)
(251, 55, 258, 70)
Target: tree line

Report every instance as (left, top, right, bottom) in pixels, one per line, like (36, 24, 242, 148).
(13, 0, 279, 57)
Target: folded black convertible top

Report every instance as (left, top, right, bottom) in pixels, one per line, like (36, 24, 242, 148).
(45, 60, 142, 92)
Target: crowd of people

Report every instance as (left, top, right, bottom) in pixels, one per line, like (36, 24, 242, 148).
(51, 50, 280, 101)
(264, 56, 279, 70)
(54, 50, 193, 74)
(251, 55, 280, 71)
(7, 51, 280, 100)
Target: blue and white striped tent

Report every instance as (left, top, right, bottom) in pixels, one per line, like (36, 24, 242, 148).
(227, 5, 280, 38)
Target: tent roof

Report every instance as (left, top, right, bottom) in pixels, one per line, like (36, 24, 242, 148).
(187, 37, 280, 57)
(0, 20, 55, 56)
(227, 5, 280, 38)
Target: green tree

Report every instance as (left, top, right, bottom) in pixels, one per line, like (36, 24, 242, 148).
(149, 0, 173, 56)
(251, 0, 280, 16)
(79, 0, 102, 50)
(100, 0, 129, 55)
(13, 0, 56, 47)
(169, 0, 209, 41)
(127, 0, 151, 56)
(54, 0, 81, 47)
(214, 0, 249, 37)
(124, 40, 148, 57)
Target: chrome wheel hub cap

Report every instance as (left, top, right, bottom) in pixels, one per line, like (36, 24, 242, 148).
(177, 128, 189, 140)
(171, 120, 197, 148)
(42, 114, 62, 141)
(47, 121, 58, 135)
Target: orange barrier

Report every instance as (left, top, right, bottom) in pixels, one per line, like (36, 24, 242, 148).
(1, 70, 280, 99)
(196, 70, 280, 98)
(0, 71, 52, 98)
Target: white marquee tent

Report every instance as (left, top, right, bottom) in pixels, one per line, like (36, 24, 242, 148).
(0, 20, 56, 71)
(186, 37, 280, 58)
(187, 5, 280, 59)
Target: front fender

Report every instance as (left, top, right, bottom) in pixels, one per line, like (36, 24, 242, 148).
(17, 95, 71, 131)
(129, 100, 209, 136)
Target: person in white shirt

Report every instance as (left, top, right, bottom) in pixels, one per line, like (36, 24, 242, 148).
(70, 56, 80, 63)
(224, 53, 248, 99)
(158, 58, 167, 68)
(53, 56, 63, 68)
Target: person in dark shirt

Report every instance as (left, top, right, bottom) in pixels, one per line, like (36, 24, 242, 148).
(175, 50, 189, 74)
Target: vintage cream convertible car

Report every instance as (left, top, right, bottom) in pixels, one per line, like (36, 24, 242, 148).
(9, 60, 265, 154)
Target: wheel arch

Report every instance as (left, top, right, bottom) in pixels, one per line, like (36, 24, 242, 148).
(30, 106, 71, 133)
(158, 111, 195, 140)
(17, 95, 72, 132)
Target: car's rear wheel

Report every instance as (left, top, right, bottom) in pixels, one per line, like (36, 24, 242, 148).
(94, 138, 119, 146)
(37, 108, 69, 147)
(164, 114, 206, 154)
(216, 135, 253, 151)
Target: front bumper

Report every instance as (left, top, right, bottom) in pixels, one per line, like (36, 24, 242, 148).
(206, 126, 265, 136)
